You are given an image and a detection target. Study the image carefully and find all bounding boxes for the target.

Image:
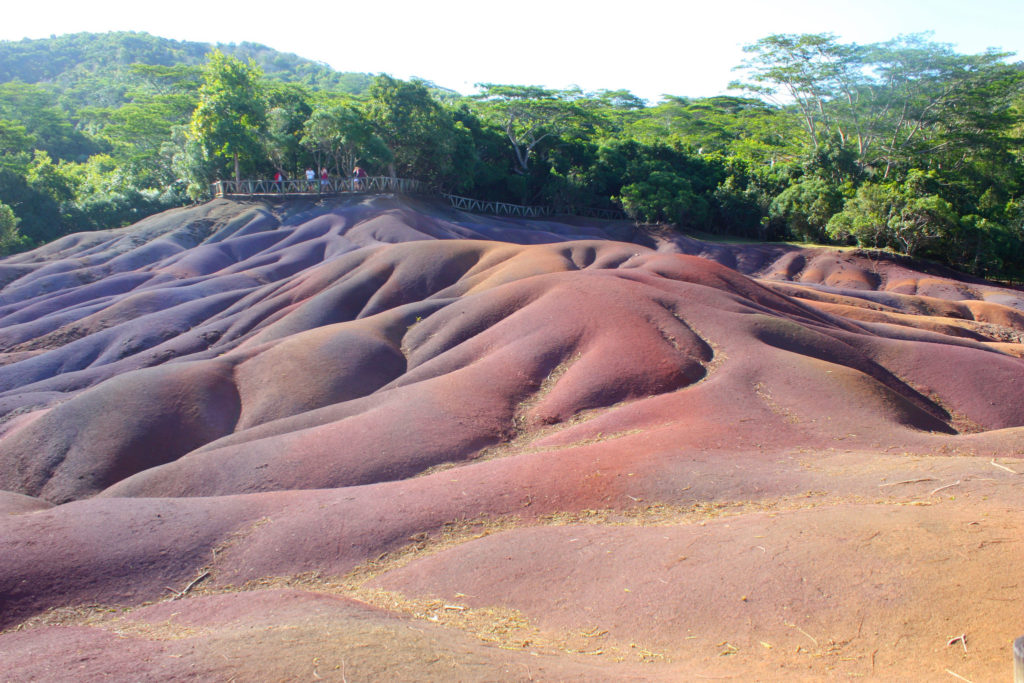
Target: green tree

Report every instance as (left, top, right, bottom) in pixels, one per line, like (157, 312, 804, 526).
(0, 119, 34, 158)
(0, 81, 97, 160)
(826, 182, 898, 249)
(619, 171, 708, 226)
(630, 95, 800, 166)
(769, 176, 845, 242)
(590, 139, 723, 228)
(366, 75, 474, 188)
(733, 33, 1024, 183)
(0, 165, 65, 245)
(26, 150, 75, 204)
(450, 103, 515, 200)
(473, 85, 588, 176)
(128, 63, 203, 95)
(169, 125, 217, 200)
(827, 172, 959, 256)
(0, 201, 26, 254)
(260, 82, 313, 177)
(187, 50, 267, 183)
(864, 36, 1023, 179)
(301, 103, 391, 177)
(732, 33, 860, 152)
(83, 97, 191, 189)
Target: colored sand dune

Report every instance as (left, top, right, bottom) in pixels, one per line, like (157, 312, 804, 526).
(1, 195, 1021, 680)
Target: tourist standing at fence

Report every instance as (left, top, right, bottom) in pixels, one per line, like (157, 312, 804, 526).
(273, 170, 283, 192)
(320, 168, 329, 192)
(305, 167, 315, 192)
(353, 166, 367, 191)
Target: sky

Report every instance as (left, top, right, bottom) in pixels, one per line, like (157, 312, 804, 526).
(2, 0, 1023, 102)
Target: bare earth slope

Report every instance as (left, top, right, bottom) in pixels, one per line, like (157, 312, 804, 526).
(0, 195, 1021, 681)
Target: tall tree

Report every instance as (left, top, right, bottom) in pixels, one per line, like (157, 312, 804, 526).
(733, 33, 1024, 182)
(187, 50, 267, 183)
(300, 103, 391, 177)
(864, 36, 1024, 178)
(732, 33, 859, 152)
(0, 81, 97, 160)
(0, 119, 35, 169)
(472, 84, 586, 176)
(366, 75, 473, 188)
(262, 82, 313, 177)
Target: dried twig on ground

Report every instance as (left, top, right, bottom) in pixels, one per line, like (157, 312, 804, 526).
(878, 478, 936, 488)
(930, 480, 961, 496)
(785, 621, 818, 646)
(170, 571, 210, 600)
(990, 459, 1018, 474)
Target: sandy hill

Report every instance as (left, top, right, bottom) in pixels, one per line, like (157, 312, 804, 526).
(0, 195, 1021, 681)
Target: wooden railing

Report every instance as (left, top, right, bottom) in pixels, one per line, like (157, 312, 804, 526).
(211, 177, 627, 221)
(442, 194, 553, 218)
(211, 176, 431, 197)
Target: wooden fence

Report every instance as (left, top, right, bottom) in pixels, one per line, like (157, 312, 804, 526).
(441, 194, 553, 218)
(211, 176, 430, 197)
(211, 177, 627, 220)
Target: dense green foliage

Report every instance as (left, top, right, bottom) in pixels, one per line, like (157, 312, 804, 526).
(188, 50, 268, 182)
(2, 31, 1024, 280)
(0, 32, 381, 252)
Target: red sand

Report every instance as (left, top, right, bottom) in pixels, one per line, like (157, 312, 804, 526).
(0, 196, 1022, 680)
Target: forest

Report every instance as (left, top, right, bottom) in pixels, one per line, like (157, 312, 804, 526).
(1, 31, 1024, 279)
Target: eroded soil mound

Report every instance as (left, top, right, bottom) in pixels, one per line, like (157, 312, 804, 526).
(1, 195, 1021, 681)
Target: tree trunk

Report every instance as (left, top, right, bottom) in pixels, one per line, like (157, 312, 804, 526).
(234, 153, 240, 183)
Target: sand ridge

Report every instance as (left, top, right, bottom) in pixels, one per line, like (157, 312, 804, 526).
(0, 195, 1022, 680)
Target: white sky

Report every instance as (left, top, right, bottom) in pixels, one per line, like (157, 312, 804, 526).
(2, 0, 1023, 102)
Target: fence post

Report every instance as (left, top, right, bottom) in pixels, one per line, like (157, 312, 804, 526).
(1015, 636, 1024, 683)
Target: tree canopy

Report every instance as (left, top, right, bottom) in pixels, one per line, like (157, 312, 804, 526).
(188, 50, 267, 182)
(1, 31, 1024, 279)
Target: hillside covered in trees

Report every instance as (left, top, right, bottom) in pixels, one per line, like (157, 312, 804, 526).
(1, 31, 1024, 279)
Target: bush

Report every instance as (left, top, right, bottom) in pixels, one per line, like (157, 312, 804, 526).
(827, 174, 959, 257)
(768, 176, 843, 242)
(619, 171, 709, 227)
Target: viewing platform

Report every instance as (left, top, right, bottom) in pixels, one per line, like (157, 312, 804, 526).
(210, 177, 626, 220)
